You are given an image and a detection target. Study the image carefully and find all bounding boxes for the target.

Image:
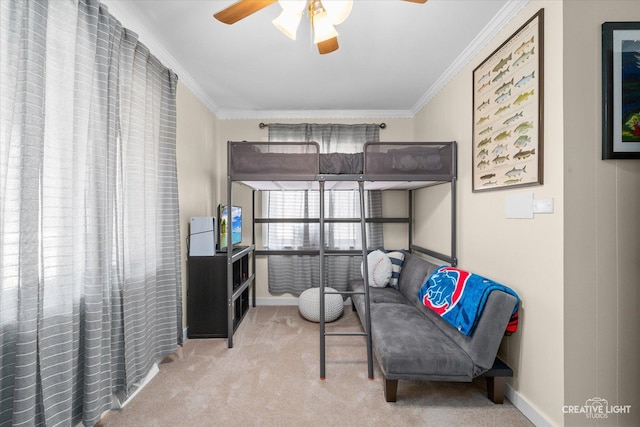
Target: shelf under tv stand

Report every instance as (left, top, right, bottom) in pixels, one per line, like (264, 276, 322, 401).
(186, 245, 255, 346)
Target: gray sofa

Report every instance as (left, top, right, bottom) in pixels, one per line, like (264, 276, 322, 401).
(350, 252, 517, 403)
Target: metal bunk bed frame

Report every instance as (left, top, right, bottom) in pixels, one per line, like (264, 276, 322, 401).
(226, 141, 457, 380)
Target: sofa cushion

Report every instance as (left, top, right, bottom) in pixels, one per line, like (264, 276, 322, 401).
(370, 303, 474, 380)
(397, 253, 439, 307)
(350, 280, 410, 305)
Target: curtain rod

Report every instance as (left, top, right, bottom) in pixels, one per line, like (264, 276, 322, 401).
(258, 122, 386, 129)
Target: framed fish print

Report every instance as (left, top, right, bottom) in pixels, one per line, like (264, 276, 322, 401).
(472, 9, 544, 192)
(602, 21, 640, 159)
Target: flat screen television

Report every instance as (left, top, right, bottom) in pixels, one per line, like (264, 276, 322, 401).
(217, 204, 242, 251)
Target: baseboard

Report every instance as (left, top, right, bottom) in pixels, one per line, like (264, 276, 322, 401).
(114, 363, 159, 409)
(255, 296, 353, 306)
(257, 296, 299, 306)
(506, 383, 552, 427)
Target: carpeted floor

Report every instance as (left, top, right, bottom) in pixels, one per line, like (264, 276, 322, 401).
(102, 305, 533, 427)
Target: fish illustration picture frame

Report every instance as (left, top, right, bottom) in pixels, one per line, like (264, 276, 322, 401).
(602, 21, 640, 160)
(472, 9, 544, 192)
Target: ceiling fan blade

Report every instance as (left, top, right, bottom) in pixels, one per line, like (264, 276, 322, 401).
(213, 0, 277, 25)
(402, 0, 428, 3)
(317, 37, 339, 55)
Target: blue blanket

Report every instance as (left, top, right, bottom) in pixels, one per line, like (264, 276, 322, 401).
(418, 266, 519, 336)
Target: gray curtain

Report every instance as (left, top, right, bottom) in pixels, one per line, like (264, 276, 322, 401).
(266, 124, 383, 294)
(0, 1, 181, 426)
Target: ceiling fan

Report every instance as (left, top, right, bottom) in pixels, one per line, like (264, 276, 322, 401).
(214, 0, 428, 55)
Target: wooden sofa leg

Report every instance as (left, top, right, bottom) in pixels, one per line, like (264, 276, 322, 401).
(486, 376, 506, 404)
(384, 378, 398, 402)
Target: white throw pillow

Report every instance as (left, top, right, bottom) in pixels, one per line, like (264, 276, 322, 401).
(385, 250, 405, 289)
(361, 249, 392, 287)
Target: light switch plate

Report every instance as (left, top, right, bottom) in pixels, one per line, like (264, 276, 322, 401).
(505, 193, 534, 219)
(533, 198, 554, 214)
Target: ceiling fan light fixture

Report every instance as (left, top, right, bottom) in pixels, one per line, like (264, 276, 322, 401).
(309, 1, 339, 44)
(312, 11, 338, 44)
(273, 10, 302, 40)
(273, 0, 306, 40)
(321, 0, 353, 25)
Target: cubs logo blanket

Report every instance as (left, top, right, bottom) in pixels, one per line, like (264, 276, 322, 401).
(418, 266, 519, 336)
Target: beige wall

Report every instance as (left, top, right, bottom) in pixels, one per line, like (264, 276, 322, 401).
(563, 1, 640, 426)
(176, 82, 219, 326)
(414, 2, 565, 425)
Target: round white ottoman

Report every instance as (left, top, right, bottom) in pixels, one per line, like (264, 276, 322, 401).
(298, 287, 344, 322)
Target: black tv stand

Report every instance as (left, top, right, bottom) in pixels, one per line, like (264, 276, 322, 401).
(187, 245, 255, 346)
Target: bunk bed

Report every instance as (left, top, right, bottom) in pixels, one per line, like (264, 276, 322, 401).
(225, 140, 458, 379)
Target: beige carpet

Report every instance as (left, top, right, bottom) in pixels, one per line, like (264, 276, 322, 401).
(103, 306, 533, 427)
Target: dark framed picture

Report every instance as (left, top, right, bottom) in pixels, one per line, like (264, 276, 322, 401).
(602, 21, 640, 160)
(472, 9, 544, 192)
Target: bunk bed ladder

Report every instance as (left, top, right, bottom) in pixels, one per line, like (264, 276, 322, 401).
(319, 180, 374, 380)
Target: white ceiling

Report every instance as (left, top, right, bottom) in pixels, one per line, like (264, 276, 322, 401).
(103, 0, 528, 119)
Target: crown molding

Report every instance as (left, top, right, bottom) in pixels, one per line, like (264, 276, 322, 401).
(101, 0, 222, 117)
(214, 108, 416, 120)
(410, 0, 529, 116)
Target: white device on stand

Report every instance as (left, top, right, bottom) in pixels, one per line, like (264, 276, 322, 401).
(189, 217, 216, 256)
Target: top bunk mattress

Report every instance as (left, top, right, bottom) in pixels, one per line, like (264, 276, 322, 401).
(228, 141, 456, 183)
